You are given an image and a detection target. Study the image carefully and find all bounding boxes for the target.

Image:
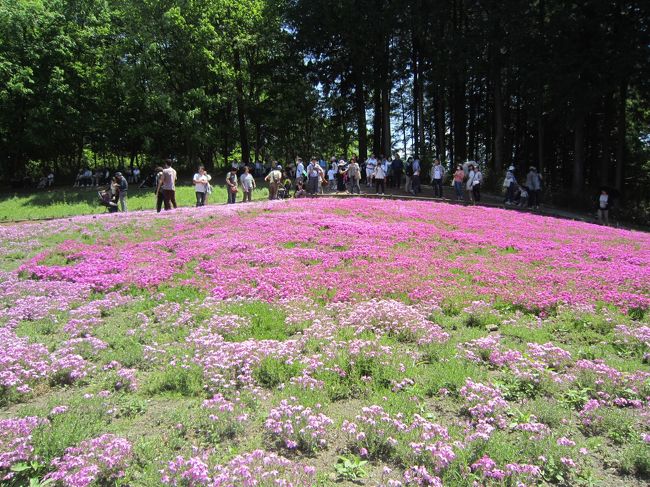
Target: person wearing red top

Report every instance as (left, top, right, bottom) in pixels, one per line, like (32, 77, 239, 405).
(453, 166, 465, 201)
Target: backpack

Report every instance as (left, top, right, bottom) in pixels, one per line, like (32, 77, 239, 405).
(405, 163, 413, 177)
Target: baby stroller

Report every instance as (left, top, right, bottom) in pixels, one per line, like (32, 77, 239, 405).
(277, 179, 292, 199)
(98, 189, 119, 213)
(139, 172, 157, 188)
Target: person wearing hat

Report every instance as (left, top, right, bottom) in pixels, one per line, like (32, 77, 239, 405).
(114, 172, 128, 212)
(503, 165, 517, 205)
(525, 166, 542, 209)
(336, 159, 347, 192)
(264, 163, 283, 200)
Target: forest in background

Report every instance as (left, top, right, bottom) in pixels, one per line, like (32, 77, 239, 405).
(1, 0, 649, 213)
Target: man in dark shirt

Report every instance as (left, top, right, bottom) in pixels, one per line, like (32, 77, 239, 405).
(391, 153, 404, 188)
(115, 172, 128, 212)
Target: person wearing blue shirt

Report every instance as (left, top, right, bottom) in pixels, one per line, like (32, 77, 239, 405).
(411, 158, 421, 195)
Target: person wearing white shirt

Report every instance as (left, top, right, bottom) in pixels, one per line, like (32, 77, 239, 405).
(469, 165, 482, 203)
(373, 159, 386, 195)
(431, 158, 445, 197)
(327, 167, 336, 190)
(306, 157, 324, 195)
(240, 166, 256, 202)
(295, 158, 305, 186)
(598, 189, 609, 225)
(366, 154, 377, 187)
(193, 165, 211, 207)
(466, 164, 475, 202)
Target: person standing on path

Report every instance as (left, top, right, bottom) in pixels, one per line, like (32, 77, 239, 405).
(391, 153, 403, 189)
(240, 166, 256, 202)
(295, 158, 306, 187)
(346, 157, 361, 194)
(431, 158, 444, 197)
(465, 164, 475, 202)
(373, 158, 386, 195)
(525, 166, 542, 209)
(597, 189, 610, 225)
(226, 167, 238, 204)
(453, 165, 465, 201)
(159, 160, 178, 211)
(154, 166, 165, 213)
(404, 156, 413, 193)
(193, 166, 211, 207)
(470, 165, 482, 203)
(115, 172, 128, 212)
(306, 157, 324, 195)
(411, 157, 422, 195)
(365, 153, 377, 188)
(264, 164, 283, 200)
(503, 165, 517, 205)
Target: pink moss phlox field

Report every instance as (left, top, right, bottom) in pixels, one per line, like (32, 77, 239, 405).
(264, 397, 333, 452)
(160, 449, 316, 486)
(0, 416, 48, 478)
(0, 198, 648, 484)
(10, 199, 649, 310)
(45, 434, 132, 487)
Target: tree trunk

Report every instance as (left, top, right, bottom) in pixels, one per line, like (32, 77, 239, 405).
(572, 111, 585, 198)
(399, 81, 408, 156)
(372, 88, 382, 156)
(412, 37, 420, 158)
(493, 68, 504, 175)
(453, 78, 466, 164)
(537, 87, 545, 175)
(354, 77, 368, 162)
(254, 120, 262, 163)
(468, 83, 477, 160)
(615, 81, 627, 193)
(234, 50, 250, 164)
(434, 84, 446, 162)
(417, 72, 425, 158)
(223, 103, 232, 168)
(382, 84, 391, 157)
(600, 92, 613, 187)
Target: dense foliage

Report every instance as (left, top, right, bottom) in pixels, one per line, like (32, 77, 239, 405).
(0, 1, 648, 209)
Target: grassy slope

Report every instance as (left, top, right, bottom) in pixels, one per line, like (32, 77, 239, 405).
(0, 185, 270, 221)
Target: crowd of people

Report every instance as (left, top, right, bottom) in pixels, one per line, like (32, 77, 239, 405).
(74, 167, 140, 188)
(88, 154, 615, 226)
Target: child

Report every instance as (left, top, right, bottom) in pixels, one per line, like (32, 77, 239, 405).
(294, 181, 307, 198)
(327, 166, 336, 190)
(517, 185, 529, 207)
